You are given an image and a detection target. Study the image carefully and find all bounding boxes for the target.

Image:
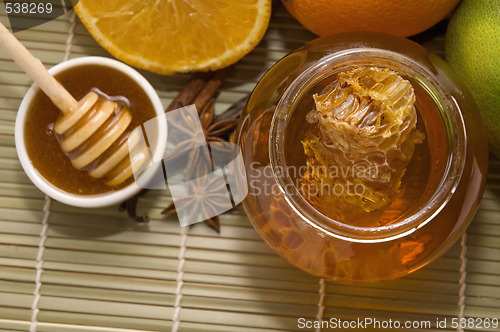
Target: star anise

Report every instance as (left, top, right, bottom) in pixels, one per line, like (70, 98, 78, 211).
(120, 69, 247, 232)
(163, 166, 234, 229)
(162, 97, 246, 232)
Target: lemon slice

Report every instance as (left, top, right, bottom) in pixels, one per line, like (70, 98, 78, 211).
(73, 0, 271, 74)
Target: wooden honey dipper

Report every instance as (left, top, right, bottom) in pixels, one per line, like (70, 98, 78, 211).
(0, 22, 147, 187)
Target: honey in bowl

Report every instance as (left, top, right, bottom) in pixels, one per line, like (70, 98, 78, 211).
(236, 32, 488, 283)
(24, 63, 157, 195)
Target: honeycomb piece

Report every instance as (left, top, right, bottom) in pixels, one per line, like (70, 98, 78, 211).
(301, 67, 425, 221)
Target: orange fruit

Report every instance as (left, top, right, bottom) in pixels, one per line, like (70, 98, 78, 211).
(446, 0, 500, 157)
(73, 0, 271, 75)
(281, 0, 460, 37)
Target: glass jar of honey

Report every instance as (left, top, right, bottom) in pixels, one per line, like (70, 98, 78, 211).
(235, 32, 488, 283)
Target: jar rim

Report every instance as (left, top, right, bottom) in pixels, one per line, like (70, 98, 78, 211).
(269, 46, 467, 243)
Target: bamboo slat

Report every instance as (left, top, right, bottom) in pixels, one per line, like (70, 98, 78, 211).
(0, 4, 498, 332)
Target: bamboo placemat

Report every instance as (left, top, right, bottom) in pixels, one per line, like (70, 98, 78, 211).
(0, 4, 499, 332)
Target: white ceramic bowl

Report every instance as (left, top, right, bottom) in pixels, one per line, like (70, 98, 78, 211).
(15, 56, 167, 208)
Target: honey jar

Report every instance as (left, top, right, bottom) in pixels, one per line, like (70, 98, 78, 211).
(235, 32, 488, 283)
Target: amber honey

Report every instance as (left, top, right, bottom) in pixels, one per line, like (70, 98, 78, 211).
(286, 72, 449, 228)
(236, 32, 488, 283)
(24, 64, 156, 195)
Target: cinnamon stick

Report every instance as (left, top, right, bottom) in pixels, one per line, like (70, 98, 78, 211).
(193, 69, 229, 114)
(165, 72, 213, 112)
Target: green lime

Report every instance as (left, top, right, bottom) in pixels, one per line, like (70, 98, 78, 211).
(446, 0, 500, 157)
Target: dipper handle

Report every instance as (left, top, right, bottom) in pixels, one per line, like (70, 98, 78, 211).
(0, 21, 77, 114)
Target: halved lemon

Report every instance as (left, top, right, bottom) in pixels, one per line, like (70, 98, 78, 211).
(73, 0, 272, 74)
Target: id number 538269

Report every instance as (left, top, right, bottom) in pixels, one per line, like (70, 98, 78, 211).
(451, 318, 498, 329)
(5, 2, 53, 14)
